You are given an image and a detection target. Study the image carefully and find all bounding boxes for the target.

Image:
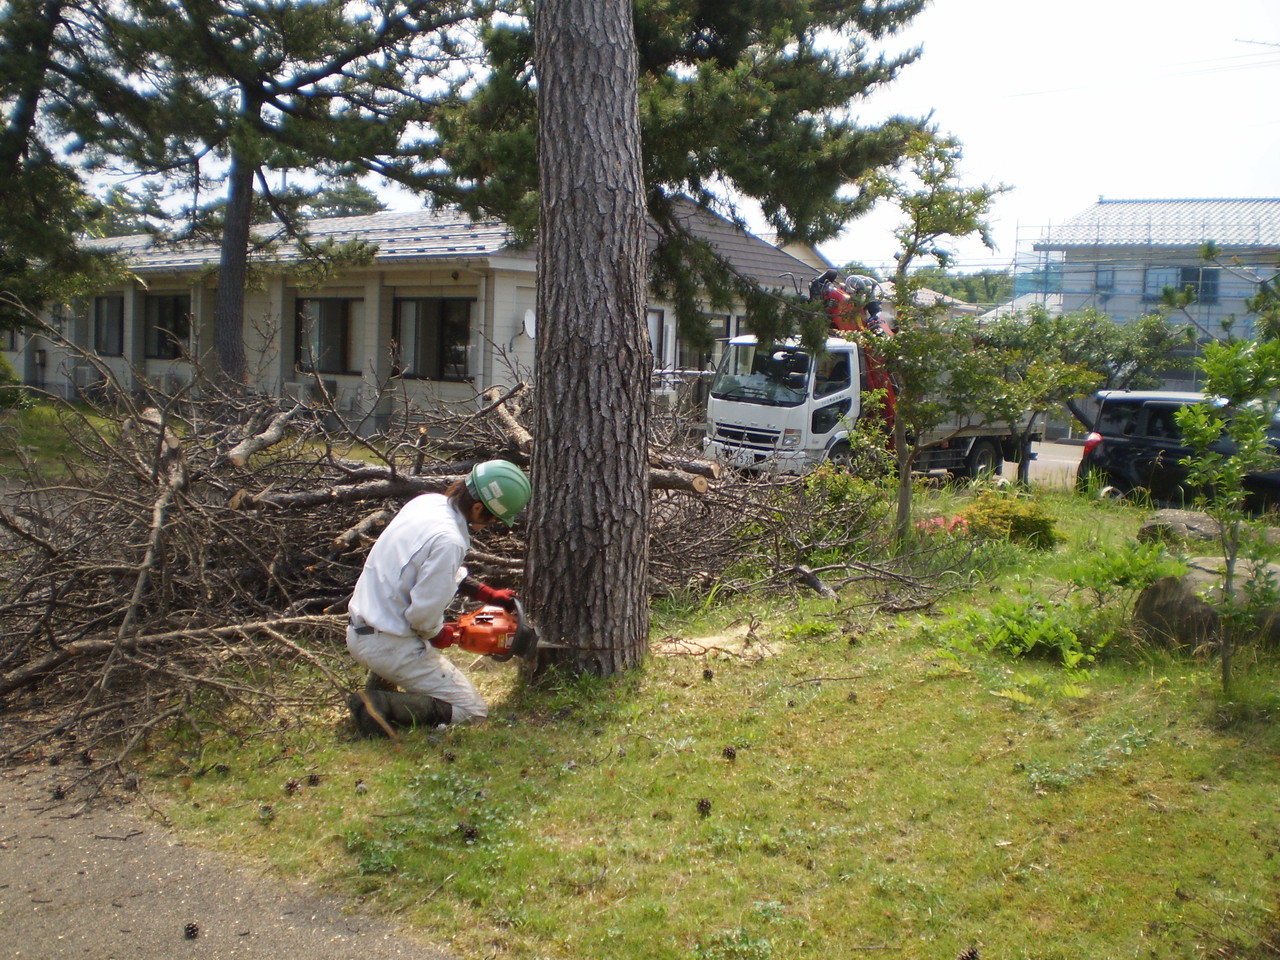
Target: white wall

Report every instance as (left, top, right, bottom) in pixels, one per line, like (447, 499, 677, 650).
(1060, 244, 1271, 339)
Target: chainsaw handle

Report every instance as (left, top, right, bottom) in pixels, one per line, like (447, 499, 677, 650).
(428, 623, 460, 649)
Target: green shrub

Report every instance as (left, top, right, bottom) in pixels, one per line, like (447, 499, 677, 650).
(957, 489, 1061, 549)
(931, 541, 1183, 675)
(803, 460, 886, 506)
(0, 352, 31, 410)
(937, 591, 1107, 668)
(796, 460, 894, 548)
(1063, 540, 1185, 602)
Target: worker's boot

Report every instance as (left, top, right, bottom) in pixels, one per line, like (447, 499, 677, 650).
(347, 689, 398, 739)
(365, 671, 398, 693)
(379, 691, 454, 729)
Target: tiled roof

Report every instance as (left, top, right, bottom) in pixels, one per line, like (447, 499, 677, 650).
(662, 199, 819, 291)
(310, 208, 515, 260)
(82, 208, 515, 273)
(82, 201, 816, 289)
(860, 281, 980, 315)
(980, 293, 1064, 321)
(1035, 198, 1280, 249)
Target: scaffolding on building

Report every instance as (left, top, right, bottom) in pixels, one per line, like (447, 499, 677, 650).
(1009, 211, 1279, 344)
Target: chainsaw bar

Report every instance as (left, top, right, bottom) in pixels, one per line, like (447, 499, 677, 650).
(500, 602, 574, 654)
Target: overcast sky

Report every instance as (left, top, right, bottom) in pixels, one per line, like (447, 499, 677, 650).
(815, 0, 1280, 275)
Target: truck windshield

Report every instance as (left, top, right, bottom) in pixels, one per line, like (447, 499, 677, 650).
(709, 344, 809, 408)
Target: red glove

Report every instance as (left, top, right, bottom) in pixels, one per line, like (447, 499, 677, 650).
(429, 623, 461, 649)
(473, 584, 517, 611)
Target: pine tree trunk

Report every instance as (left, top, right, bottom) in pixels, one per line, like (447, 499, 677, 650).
(525, 0, 651, 677)
(0, 0, 64, 177)
(213, 149, 252, 385)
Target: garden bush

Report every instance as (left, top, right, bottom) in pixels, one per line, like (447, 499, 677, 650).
(957, 489, 1061, 549)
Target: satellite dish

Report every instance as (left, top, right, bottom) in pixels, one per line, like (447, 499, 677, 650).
(522, 309, 536, 340)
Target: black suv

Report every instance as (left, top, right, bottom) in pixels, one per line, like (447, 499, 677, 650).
(1076, 390, 1280, 509)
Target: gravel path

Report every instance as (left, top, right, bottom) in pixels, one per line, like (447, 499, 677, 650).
(0, 766, 451, 960)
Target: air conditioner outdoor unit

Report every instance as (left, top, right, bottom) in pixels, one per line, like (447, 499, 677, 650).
(310, 379, 339, 403)
(162, 373, 189, 395)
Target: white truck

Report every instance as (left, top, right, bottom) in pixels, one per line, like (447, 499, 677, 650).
(702, 272, 1038, 477)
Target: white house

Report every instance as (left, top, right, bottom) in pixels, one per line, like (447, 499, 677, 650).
(5, 200, 820, 420)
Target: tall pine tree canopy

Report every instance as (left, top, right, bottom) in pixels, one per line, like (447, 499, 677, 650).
(23, 0, 493, 377)
(51, 0, 488, 212)
(4, 0, 930, 354)
(0, 0, 126, 326)
(436, 0, 929, 345)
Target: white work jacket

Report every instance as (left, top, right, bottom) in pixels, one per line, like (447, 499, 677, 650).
(348, 493, 470, 639)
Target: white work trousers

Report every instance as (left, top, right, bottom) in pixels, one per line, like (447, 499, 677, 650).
(346, 625, 487, 723)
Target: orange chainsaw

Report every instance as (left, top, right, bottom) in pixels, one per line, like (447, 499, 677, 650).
(431, 598, 542, 661)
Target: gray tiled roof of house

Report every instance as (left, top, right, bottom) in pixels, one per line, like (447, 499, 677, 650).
(980, 292, 1064, 321)
(662, 198, 820, 292)
(310, 208, 516, 260)
(1035, 198, 1280, 249)
(81, 207, 516, 273)
(82, 200, 817, 290)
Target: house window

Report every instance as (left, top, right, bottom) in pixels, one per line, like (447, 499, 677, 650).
(647, 308, 667, 369)
(1095, 267, 1114, 292)
(677, 314, 730, 371)
(4, 326, 16, 351)
(144, 294, 191, 359)
(296, 298, 355, 374)
(391, 298, 472, 380)
(1143, 266, 1220, 304)
(1194, 268, 1220, 304)
(94, 296, 124, 357)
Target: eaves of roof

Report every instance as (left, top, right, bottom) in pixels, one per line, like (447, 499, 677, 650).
(661, 198, 818, 292)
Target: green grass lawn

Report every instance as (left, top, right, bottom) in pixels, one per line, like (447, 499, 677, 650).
(144, 488, 1280, 960)
(0, 401, 99, 480)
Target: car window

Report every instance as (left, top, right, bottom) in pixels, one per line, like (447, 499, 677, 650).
(1096, 401, 1140, 437)
(1141, 405, 1184, 441)
(813, 352, 852, 399)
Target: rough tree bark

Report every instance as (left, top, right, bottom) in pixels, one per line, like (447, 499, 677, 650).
(526, 0, 651, 675)
(213, 148, 254, 384)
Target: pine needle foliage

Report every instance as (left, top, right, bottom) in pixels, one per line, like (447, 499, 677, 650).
(437, 0, 929, 343)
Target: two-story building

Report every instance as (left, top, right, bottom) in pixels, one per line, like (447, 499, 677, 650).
(1028, 197, 1280, 346)
(4, 199, 820, 420)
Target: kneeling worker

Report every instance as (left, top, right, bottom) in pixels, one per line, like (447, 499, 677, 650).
(346, 459, 531, 737)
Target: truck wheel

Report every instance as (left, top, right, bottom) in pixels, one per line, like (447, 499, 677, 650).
(964, 440, 1002, 479)
(826, 441, 852, 469)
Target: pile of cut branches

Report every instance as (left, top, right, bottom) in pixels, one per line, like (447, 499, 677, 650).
(0, 365, 540, 773)
(0, 339, 970, 776)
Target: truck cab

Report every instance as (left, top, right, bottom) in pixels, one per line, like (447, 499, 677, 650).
(703, 332, 1034, 478)
(703, 335, 867, 474)
(703, 270, 1038, 477)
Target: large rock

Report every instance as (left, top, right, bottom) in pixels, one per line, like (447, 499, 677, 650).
(1133, 557, 1280, 650)
(1138, 509, 1280, 548)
